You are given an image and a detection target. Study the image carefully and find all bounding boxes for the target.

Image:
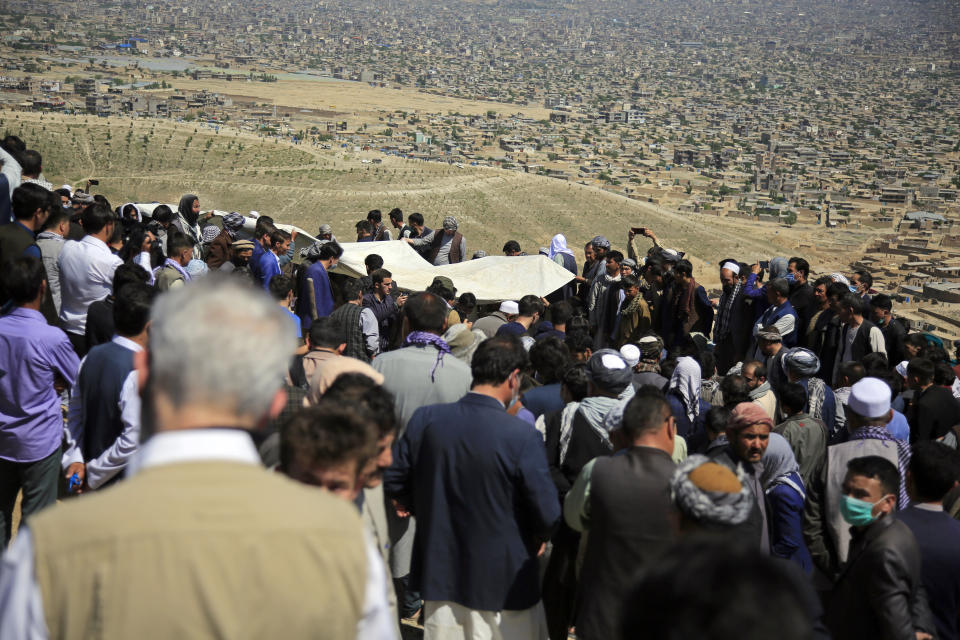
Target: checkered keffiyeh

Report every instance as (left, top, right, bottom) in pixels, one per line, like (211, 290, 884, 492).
(201, 226, 222, 244)
(221, 212, 246, 237)
(848, 426, 911, 509)
(713, 281, 742, 339)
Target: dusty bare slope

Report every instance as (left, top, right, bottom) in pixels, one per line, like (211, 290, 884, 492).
(3, 112, 873, 284)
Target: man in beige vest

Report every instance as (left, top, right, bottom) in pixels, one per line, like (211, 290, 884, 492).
(0, 276, 395, 639)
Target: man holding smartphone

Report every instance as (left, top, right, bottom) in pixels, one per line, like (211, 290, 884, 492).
(363, 268, 407, 352)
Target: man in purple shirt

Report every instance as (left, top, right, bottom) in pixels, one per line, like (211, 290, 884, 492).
(0, 257, 80, 546)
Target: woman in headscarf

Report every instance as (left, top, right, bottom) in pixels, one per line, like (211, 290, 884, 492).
(666, 355, 711, 452)
(547, 233, 578, 302)
(761, 432, 812, 572)
(172, 194, 203, 257)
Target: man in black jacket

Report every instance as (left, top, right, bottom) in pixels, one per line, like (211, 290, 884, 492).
(564, 388, 678, 640)
(787, 257, 815, 344)
(825, 456, 935, 640)
(907, 357, 960, 443)
(870, 293, 908, 366)
(833, 292, 886, 384)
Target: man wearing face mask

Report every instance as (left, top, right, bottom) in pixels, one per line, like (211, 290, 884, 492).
(824, 456, 935, 640)
(804, 377, 912, 586)
(384, 334, 560, 639)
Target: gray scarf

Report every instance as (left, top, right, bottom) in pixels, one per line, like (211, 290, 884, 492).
(748, 381, 771, 400)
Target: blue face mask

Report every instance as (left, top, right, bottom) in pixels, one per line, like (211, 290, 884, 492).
(840, 494, 890, 527)
(785, 272, 796, 283)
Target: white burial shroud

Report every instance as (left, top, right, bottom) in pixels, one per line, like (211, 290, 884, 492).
(133, 206, 574, 302)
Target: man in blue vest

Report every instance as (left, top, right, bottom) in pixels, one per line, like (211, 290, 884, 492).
(752, 277, 798, 356)
(62, 282, 155, 491)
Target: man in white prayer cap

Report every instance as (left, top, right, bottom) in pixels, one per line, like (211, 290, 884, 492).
(474, 300, 519, 339)
(804, 377, 912, 585)
(713, 258, 750, 373)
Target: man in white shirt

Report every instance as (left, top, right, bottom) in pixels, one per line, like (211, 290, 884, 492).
(0, 275, 395, 640)
(0, 142, 21, 205)
(57, 202, 122, 355)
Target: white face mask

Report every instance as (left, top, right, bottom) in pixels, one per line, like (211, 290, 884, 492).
(508, 371, 521, 409)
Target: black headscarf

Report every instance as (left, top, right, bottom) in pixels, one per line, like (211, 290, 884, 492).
(178, 194, 199, 227)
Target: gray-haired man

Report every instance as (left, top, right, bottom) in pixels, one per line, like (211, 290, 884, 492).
(0, 276, 394, 639)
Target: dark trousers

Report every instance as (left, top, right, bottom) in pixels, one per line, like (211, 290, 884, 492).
(542, 525, 579, 640)
(714, 336, 739, 377)
(66, 331, 87, 358)
(0, 445, 61, 547)
(393, 575, 422, 618)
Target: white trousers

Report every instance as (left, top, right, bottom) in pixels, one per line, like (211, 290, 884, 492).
(423, 600, 548, 640)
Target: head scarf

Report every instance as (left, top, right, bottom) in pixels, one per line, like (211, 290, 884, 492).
(729, 402, 774, 432)
(178, 194, 200, 228)
(318, 223, 333, 235)
(591, 235, 611, 250)
(300, 242, 324, 261)
(830, 272, 851, 286)
(120, 202, 141, 222)
(621, 258, 638, 271)
(222, 212, 246, 238)
(548, 233, 575, 259)
(659, 248, 682, 263)
(781, 348, 820, 378)
(185, 258, 209, 278)
(442, 216, 458, 231)
(760, 432, 802, 492)
(201, 225, 221, 244)
(586, 349, 634, 395)
(672, 455, 754, 527)
(669, 356, 702, 423)
(443, 324, 485, 365)
(768, 257, 788, 280)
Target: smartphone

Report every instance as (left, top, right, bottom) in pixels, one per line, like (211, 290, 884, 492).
(631, 227, 646, 235)
(759, 260, 770, 270)
(88, 179, 100, 185)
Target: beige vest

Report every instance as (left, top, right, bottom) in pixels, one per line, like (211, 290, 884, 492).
(30, 462, 367, 639)
(154, 264, 185, 292)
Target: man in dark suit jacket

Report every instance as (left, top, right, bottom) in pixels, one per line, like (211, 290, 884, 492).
(899, 441, 960, 640)
(825, 456, 936, 640)
(563, 387, 678, 640)
(384, 334, 560, 636)
(907, 357, 960, 443)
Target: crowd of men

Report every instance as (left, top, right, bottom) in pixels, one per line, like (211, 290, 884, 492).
(0, 133, 959, 640)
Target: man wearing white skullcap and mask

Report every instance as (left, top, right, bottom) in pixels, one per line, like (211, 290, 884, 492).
(803, 377, 913, 585)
